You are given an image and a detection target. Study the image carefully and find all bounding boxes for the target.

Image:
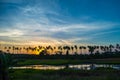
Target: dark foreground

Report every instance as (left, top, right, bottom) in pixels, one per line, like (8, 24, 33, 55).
(16, 58, 120, 66)
(9, 67, 120, 80)
(8, 58, 120, 80)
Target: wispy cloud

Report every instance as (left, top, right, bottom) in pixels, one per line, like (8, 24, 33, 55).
(1, 19, 119, 45)
(0, 0, 120, 45)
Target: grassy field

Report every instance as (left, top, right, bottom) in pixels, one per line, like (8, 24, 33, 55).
(9, 68, 120, 80)
(16, 58, 120, 66)
(9, 58, 120, 80)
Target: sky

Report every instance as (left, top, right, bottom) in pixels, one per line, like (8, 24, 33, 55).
(0, 0, 120, 46)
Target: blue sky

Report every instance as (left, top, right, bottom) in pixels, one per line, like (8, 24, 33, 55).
(0, 0, 120, 45)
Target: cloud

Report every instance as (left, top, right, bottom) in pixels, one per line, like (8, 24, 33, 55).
(0, 29, 23, 37)
(1, 11, 119, 45)
(92, 30, 120, 36)
(0, 0, 120, 45)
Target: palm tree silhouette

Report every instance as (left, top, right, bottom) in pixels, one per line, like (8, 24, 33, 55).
(82, 46, 86, 54)
(79, 46, 82, 54)
(71, 46, 74, 54)
(116, 44, 120, 49)
(4, 47, 7, 52)
(12, 46, 15, 54)
(58, 46, 63, 55)
(116, 44, 120, 52)
(15, 47, 19, 54)
(88, 46, 95, 54)
(109, 44, 114, 53)
(63, 46, 66, 54)
(66, 50, 69, 56)
(74, 45, 78, 54)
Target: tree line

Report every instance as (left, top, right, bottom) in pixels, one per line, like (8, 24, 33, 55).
(1, 44, 120, 54)
(1, 44, 120, 59)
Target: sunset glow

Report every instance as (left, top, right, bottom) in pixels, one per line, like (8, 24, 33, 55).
(0, 0, 120, 54)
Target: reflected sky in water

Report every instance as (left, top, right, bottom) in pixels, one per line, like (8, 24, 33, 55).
(9, 64, 120, 70)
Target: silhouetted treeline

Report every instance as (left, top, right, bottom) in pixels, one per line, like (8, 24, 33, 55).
(0, 44, 120, 59)
(1, 44, 120, 55)
(9, 51, 120, 60)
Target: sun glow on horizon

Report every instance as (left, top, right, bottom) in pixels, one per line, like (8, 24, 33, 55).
(0, 0, 120, 52)
(35, 48, 45, 55)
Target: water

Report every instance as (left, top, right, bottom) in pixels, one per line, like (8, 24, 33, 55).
(9, 65, 65, 70)
(69, 64, 120, 70)
(9, 64, 120, 70)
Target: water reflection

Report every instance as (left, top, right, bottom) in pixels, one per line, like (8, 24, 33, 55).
(9, 64, 120, 70)
(9, 65, 65, 70)
(69, 64, 92, 70)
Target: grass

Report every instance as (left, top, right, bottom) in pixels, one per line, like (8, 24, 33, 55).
(9, 58, 120, 80)
(16, 58, 120, 66)
(9, 68, 120, 80)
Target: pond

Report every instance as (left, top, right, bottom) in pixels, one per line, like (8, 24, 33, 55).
(9, 64, 120, 70)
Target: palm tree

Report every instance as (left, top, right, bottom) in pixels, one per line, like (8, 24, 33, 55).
(79, 46, 82, 54)
(38, 46, 42, 50)
(26, 48, 29, 54)
(100, 46, 104, 53)
(53, 47, 56, 54)
(63, 46, 67, 54)
(83, 46, 86, 54)
(48, 45, 53, 54)
(50, 47, 53, 54)
(63, 46, 70, 55)
(74, 45, 78, 54)
(71, 46, 74, 54)
(23, 47, 26, 54)
(109, 44, 114, 53)
(4, 47, 7, 52)
(39, 49, 48, 56)
(65, 46, 70, 56)
(116, 44, 120, 52)
(12, 46, 15, 54)
(14, 47, 19, 54)
(19, 47, 22, 54)
(79, 46, 87, 54)
(66, 50, 69, 56)
(58, 46, 63, 55)
(95, 46, 99, 53)
(46, 45, 53, 54)
(5, 46, 11, 54)
(88, 46, 95, 54)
